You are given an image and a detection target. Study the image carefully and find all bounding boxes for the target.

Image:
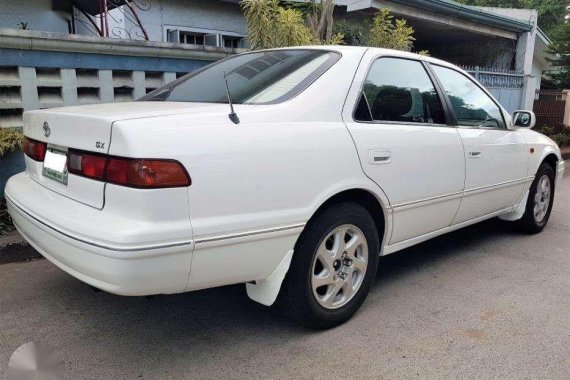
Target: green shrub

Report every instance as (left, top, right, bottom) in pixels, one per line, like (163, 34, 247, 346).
(0, 128, 24, 157)
(535, 124, 570, 147)
(550, 133, 570, 147)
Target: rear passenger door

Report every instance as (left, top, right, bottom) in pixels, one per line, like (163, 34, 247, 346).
(429, 64, 528, 224)
(343, 54, 466, 245)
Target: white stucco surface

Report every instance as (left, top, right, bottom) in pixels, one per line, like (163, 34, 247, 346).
(0, 0, 69, 33)
(131, 0, 247, 42)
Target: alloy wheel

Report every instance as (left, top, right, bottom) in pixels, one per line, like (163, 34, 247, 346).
(533, 174, 551, 223)
(311, 224, 369, 309)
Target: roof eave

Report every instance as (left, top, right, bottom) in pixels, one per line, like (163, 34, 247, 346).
(374, 0, 533, 33)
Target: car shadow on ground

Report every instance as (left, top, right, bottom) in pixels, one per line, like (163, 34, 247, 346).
(43, 218, 522, 337)
(375, 218, 522, 285)
(13, 217, 532, 376)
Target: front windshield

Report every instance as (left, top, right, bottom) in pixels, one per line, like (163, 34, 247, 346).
(139, 49, 340, 105)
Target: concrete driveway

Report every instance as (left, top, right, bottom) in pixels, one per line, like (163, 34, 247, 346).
(1, 174, 569, 379)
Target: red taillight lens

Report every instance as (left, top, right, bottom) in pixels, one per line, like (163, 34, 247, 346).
(23, 137, 47, 161)
(67, 150, 191, 188)
(106, 158, 191, 188)
(68, 151, 106, 180)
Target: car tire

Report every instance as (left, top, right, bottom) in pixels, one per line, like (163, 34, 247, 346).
(517, 162, 556, 234)
(280, 202, 380, 329)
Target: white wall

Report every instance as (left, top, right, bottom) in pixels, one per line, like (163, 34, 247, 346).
(133, 0, 247, 42)
(0, 0, 69, 33)
(531, 59, 543, 92)
(0, 0, 247, 42)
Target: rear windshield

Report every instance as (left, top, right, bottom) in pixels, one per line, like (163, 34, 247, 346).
(139, 49, 340, 105)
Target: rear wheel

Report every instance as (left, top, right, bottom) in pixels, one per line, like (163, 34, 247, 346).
(517, 162, 555, 234)
(281, 202, 379, 329)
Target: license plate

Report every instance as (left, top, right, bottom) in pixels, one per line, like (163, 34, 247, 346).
(42, 146, 68, 185)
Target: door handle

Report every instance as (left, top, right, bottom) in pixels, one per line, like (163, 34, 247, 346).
(468, 151, 482, 158)
(369, 150, 391, 164)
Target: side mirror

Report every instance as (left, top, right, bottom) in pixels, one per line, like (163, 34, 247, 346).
(512, 110, 536, 129)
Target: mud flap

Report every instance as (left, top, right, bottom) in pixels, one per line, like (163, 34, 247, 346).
(246, 250, 293, 306)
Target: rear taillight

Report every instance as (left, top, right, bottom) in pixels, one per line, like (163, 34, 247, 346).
(68, 151, 106, 180)
(106, 158, 191, 188)
(23, 137, 47, 161)
(68, 149, 191, 188)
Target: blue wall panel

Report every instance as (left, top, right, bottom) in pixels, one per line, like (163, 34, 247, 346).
(0, 48, 213, 73)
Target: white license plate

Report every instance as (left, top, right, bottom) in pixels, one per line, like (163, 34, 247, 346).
(42, 147, 68, 185)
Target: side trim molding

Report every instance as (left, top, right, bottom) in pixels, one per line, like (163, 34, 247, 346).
(463, 176, 534, 196)
(194, 223, 307, 244)
(391, 176, 534, 212)
(392, 191, 463, 211)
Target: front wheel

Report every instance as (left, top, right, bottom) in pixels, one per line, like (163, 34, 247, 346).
(517, 162, 555, 234)
(280, 202, 379, 329)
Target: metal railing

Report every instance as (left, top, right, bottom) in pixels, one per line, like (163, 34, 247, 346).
(460, 66, 524, 88)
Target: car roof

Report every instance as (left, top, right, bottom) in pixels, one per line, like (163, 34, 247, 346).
(267, 45, 459, 71)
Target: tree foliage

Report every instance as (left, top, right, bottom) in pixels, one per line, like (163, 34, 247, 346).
(545, 22, 570, 89)
(454, 0, 568, 35)
(369, 9, 415, 52)
(241, 0, 342, 50)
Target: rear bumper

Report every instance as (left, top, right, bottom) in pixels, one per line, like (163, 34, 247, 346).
(5, 173, 193, 296)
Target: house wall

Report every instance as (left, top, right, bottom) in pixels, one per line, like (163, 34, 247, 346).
(0, 0, 247, 42)
(127, 0, 247, 42)
(0, 0, 69, 33)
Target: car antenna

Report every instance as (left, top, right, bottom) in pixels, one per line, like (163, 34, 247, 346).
(223, 71, 240, 125)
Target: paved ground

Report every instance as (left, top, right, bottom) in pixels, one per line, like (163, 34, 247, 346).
(1, 174, 569, 379)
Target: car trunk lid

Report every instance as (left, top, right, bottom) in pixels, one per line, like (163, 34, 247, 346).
(23, 102, 206, 209)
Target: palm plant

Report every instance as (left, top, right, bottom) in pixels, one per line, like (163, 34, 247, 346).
(241, 0, 280, 50)
(275, 7, 314, 47)
(369, 9, 415, 52)
(241, 0, 342, 50)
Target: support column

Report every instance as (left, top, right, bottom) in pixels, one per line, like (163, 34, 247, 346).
(18, 67, 39, 111)
(132, 71, 146, 99)
(98, 69, 114, 103)
(163, 72, 176, 85)
(563, 90, 570, 127)
(61, 68, 78, 106)
(515, 20, 538, 111)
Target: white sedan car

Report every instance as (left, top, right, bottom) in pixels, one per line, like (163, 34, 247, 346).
(6, 46, 565, 329)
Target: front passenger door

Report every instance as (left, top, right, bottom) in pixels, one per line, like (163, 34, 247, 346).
(343, 55, 466, 245)
(430, 64, 528, 224)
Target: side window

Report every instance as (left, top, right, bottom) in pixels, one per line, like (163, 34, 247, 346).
(431, 65, 505, 129)
(355, 58, 446, 125)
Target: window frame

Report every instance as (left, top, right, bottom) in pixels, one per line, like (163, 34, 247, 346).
(351, 56, 454, 128)
(428, 63, 508, 131)
(163, 26, 247, 48)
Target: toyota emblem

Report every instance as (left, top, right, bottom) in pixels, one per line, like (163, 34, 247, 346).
(43, 122, 51, 137)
